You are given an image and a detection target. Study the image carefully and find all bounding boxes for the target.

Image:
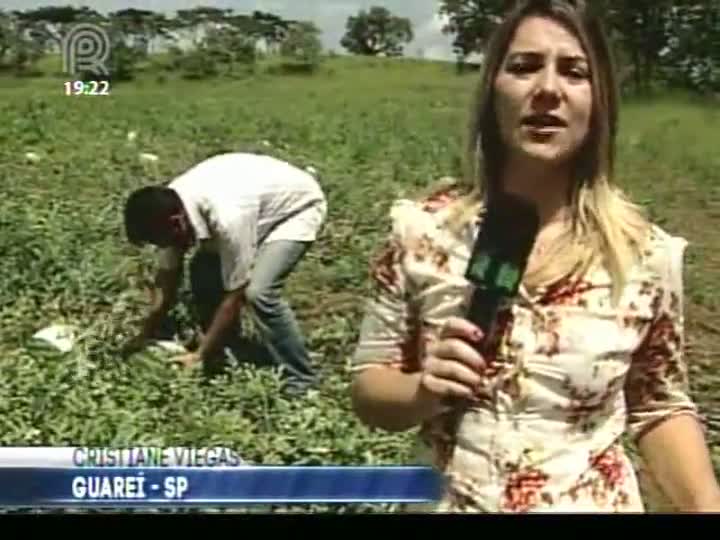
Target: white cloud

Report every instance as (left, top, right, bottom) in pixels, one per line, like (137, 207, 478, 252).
(413, 12, 454, 60)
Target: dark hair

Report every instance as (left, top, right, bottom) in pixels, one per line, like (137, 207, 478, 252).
(124, 186, 182, 246)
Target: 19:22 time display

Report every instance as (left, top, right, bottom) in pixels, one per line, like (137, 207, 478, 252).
(64, 80, 110, 96)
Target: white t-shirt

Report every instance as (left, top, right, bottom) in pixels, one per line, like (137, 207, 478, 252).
(157, 153, 327, 291)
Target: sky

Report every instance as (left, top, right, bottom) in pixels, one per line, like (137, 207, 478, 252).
(0, 0, 459, 61)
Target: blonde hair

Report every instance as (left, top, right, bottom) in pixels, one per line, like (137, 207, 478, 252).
(445, 0, 650, 303)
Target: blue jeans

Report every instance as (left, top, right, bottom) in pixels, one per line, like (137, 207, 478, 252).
(189, 241, 317, 392)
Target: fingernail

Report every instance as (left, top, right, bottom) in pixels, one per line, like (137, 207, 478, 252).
(473, 328, 483, 342)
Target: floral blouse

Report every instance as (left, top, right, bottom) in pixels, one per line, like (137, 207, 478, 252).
(352, 188, 699, 512)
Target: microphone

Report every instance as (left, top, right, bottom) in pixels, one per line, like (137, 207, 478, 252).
(465, 192, 540, 346)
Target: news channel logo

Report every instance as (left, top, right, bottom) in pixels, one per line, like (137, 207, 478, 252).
(62, 23, 110, 77)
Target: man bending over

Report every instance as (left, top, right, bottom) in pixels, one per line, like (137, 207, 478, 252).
(122, 152, 326, 397)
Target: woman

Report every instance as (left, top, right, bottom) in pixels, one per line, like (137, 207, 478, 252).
(350, 0, 720, 512)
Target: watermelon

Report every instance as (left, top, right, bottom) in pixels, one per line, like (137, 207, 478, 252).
(27, 324, 77, 356)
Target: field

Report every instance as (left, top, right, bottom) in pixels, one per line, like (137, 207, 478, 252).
(0, 56, 718, 512)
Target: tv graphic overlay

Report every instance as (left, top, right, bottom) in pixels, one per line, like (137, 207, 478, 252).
(0, 448, 443, 507)
(63, 80, 111, 96)
(61, 22, 111, 96)
(62, 23, 110, 78)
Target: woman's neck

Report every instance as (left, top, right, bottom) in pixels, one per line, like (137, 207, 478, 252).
(500, 158, 573, 228)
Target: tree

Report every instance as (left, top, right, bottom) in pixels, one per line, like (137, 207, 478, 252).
(340, 6, 413, 57)
(0, 10, 46, 74)
(656, 1, 720, 93)
(438, 0, 506, 65)
(0, 10, 21, 66)
(13, 6, 102, 48)
(109, 9, 173, 55)
(601, 0, 719, 94)
(436, 0, 720, 92)
(251, 10, 293, 53)
(177, 21, 257, 80)
(279, 21, 323, 72)
(175, 6, 232, 45)
(202, 24, 257, 75)
(602, 0, 675, 94)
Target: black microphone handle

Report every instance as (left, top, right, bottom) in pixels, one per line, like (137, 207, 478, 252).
(439, 286, 503, 411)
(466, 286, 503, 340)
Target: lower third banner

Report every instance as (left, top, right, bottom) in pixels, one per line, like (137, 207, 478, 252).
(0, 466, 444, 506)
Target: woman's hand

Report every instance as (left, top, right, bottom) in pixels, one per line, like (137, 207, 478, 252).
(418, 316, 487, 403)
(351, 316, 490, 432)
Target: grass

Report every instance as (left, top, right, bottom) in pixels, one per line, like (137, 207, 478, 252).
(0, 55, 718, 512)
